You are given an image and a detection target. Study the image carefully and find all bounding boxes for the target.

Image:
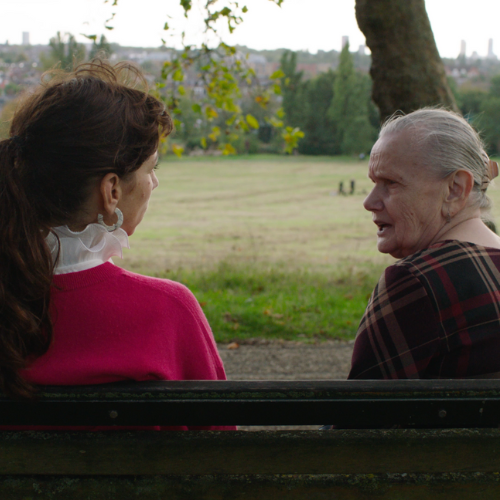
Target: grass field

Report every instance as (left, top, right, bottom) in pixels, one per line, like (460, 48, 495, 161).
(117, 155, 500, 342)
(125, 155, 394, 273)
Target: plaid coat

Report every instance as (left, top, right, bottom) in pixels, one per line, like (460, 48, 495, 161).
(349, 240, 500, 380)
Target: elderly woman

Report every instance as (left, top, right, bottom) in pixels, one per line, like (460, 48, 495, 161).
(349, 108, 500, 380)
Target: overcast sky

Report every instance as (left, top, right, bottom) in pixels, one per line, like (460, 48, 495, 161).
(1, 0, 498, 59)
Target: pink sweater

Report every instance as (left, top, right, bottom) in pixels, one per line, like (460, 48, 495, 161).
(20, 262, 235, 431)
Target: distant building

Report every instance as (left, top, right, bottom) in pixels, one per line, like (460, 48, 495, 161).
(341, 36, 349, 49)
(22, 32, 29, 46)
(459, 40, 466, 57)
(487, 38, 497, 60)
(358, 45, 366, 56)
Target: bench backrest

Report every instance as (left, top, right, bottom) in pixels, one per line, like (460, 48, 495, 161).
(3, 379, 500, 427)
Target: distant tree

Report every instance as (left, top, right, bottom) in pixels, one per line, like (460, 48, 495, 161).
(0, 100, 18, 140)
(89, 35, 112, 60)
(298, 71, 338, 155)
(0, 51, 27, 64)
(355, 0, 458, 120)
(328, 43, 377, 155)
(458, 89, 487, 118)
(4, 83, 21, 97)
(478, 97, 500, 154)
(41, 32, 86, 70)
(474, 76, 500, 154)
(489, 75, 500, 99)
(280, 51, 305, 128)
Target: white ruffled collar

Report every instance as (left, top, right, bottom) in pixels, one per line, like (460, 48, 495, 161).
(46, 224, 130, 275)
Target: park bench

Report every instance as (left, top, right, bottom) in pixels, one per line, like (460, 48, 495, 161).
(1, 379, 500, 499)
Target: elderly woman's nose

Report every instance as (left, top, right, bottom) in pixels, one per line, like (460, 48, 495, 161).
(363, 188, 383, 212)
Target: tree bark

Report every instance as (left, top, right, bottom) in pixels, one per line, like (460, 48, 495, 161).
(355, 0, 458, 121)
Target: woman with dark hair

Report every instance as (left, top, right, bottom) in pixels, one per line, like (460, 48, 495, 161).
(0, 60, 234, 430)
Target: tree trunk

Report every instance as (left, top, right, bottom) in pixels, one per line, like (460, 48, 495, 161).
(355, 0, 458, 121)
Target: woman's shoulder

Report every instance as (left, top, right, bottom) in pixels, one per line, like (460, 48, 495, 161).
(395, 240, 500, 272)
(116, 266, 200, 308)
(54, 262, 198, 310)
(384, 240, 500, 303)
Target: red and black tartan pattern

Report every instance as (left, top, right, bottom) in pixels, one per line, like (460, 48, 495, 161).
(349, 241, 500, 380)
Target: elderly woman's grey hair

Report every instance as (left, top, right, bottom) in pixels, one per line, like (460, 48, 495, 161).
(379, 108, 494, 222)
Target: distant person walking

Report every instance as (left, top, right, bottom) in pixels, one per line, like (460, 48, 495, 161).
(0, 60, 234, 430)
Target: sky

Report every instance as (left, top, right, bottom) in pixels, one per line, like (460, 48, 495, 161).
(0, 0, 498, 59)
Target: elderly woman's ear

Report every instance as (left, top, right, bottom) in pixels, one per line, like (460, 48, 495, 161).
(442, 169, 475, 219)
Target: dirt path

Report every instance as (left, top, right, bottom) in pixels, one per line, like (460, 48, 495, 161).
(218, 340, 354, 380)
(217, 340, 354, 430)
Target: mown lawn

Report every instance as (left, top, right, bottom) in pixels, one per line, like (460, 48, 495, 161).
(153, 261, 381, 342)
(118, 154, 500, 341)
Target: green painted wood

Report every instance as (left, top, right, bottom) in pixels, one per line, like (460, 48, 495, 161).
(0, 429, 500, 475)
(4, 380, 500, 427)
(0, 473, 499, 500)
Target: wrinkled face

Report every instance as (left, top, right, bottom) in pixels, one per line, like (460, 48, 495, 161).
(118, 152, 159, 235)
(363, 131, 448, 259)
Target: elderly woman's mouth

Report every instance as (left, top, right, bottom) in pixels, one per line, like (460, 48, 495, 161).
(375, 221, 391, 233)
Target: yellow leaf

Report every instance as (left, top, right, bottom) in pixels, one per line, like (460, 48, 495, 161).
(205, 106, 219, 120)
(246, 114, 259, 129)
(172, 144, 184, 158)
(200, 137, 207, 149)
(222, 143, 236, 155)
(270, 69, 285, 79)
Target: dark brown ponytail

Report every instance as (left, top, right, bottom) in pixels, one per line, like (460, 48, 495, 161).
(0, 60, 172, 397)
(0, 139, 53, 397)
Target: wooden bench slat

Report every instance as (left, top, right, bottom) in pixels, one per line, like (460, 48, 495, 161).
(2, 380, 500, 427)
(2, 398, 500, 426)
(0, 429, 499, 475)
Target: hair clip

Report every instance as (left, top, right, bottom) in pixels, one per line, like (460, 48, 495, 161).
(488, 160, 499, 180)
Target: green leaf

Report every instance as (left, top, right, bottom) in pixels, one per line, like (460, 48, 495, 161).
(246, 114, 259, 129)
(178, 85, 186, 95)
(172, 69, 184, 81)
(192, 103, 202, 114)
(242, 6, 248, 13)
(270, 69, 285, 79)
(163, 22, 169, 30)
